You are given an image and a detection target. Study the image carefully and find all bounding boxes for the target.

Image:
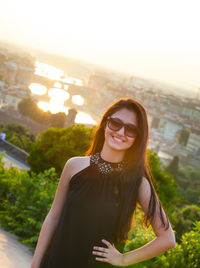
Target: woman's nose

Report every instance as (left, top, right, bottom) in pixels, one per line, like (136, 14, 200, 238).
(116, 126, 125, 135)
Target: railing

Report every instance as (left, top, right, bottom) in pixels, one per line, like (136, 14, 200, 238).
(0, 140, 28, 163)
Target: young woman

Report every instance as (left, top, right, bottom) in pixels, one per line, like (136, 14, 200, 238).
(31, 98, 175, 268)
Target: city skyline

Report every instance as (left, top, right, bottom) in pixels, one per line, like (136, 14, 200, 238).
(1, 0, 200, 96)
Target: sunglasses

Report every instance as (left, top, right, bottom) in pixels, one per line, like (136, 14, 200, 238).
(106, 116, 138, 138)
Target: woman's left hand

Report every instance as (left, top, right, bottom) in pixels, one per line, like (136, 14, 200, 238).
(92, 239, 124, 266)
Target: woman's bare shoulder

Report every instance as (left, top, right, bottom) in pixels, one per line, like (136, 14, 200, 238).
(67, 156, 91, 179)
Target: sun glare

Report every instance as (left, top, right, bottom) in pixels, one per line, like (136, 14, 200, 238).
(72, 95, 84, 106)
(62, 77, 83, 86)
(37, 101, 49, 112)
(48, 88, 70, 101)
(61, 106, 70, 115)
(54, 82, 62, 88)
(29, 83, 47, 95)
(48, 99, 64, 114)
(75, 111, 96, 125)
(35, 61, 64, 80)
(37, 100, 65, 114)
(37, 101, 96, 125)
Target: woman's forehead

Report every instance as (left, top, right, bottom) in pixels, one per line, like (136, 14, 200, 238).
(111, 108, 138, 124)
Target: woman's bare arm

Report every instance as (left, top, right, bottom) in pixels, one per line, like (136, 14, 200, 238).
(122, 177, 176, 266)
(31, 158, 74, 268)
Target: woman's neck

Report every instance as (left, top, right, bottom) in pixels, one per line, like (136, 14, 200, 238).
(100, 144, 125, 163)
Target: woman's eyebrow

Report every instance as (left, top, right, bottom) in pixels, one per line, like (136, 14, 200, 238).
(111, 117, 137, 127)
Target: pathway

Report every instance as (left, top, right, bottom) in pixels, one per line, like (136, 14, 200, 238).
(0, 227, 33, 268)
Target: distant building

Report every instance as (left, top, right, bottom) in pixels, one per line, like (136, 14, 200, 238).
(0, 51, 34, 86)
(186, 131, 200, 154)
(151, 117, 160, 129)
(0, 50, 8, 80)
(0, 87, 29, 110)
(0, 50, 8, 61)
(0, 81, 5, 88)
(157, 118, 183, 141)
(4, 93, 22, 110)
(87, 74, 109, 91)
(6, 61, 18, 84)
(16, 65, 34, 85)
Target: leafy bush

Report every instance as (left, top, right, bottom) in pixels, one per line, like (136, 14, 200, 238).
(0, 153, 57, 251)
(123, 212, 200, 268)
(172, 204, 200, 242)
(123, 209, 156, 268)
(0, 122, 35, 152)
(172, 165, 200, 206)
(154, 221, 200, 268)
(27, 125, 93, 176)
(147, 150, 178, 216)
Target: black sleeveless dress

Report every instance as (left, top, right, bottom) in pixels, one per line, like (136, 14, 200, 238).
(41, 152, 126, 268)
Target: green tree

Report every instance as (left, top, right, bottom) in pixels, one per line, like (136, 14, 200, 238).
(175, 166, 200, 205)
(18, 97, 67, 127)
(18, 97, 38, 118)
(49, 112, 66, 128)
(27, 125, 94, 176)
(172, 205, 200, 242)
(147, 150, 178, 215)
(165, 156, 179, 178)
(0, 152, 57, 251)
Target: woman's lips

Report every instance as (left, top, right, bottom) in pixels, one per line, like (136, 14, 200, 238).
(112, 136, 125, 143)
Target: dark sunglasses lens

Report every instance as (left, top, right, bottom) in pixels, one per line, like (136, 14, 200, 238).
(108, 118, 138, 138)
(108, 118, 122, 131)
(125, 126, 137, 137)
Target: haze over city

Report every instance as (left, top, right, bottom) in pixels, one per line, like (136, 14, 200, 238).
(1, 0, 200, 97)
(0, 2, 200, 266)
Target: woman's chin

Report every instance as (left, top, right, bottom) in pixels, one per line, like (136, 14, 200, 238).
(108, 139, 127, 151)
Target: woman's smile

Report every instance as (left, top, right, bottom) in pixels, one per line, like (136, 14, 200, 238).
(103, 108, 138, 152)
(112, 135, 125, 143)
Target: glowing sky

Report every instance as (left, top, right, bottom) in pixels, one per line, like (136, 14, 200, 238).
(0, 0, 200, 94)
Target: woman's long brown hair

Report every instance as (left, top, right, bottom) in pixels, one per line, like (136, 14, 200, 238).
(85, 98, 169, 243)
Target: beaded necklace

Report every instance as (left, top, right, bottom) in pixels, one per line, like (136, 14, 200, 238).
(90, 152, 126, 175)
